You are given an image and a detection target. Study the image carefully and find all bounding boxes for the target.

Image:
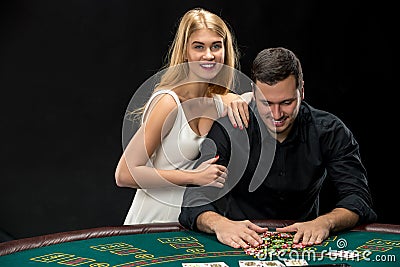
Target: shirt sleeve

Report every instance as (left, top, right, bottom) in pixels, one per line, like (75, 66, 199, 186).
(323, 118, 377, 224)
(179, 119, 232, 231)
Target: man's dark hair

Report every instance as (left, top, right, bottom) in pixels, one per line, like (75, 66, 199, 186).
(251, 47, 303, 90)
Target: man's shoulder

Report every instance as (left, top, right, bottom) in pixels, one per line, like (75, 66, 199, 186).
(207, 114, 253, 142)
(300, 102, 353, 142)
(209, 116, 237, 137)
(301, 102, 346, 129)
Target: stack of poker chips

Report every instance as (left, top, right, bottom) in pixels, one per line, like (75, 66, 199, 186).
(244, 231, 307, 260)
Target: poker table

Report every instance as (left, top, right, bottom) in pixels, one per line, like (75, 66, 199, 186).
(0, 220, 399, 267)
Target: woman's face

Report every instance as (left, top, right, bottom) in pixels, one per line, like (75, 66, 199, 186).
(186, 29, 225, 81)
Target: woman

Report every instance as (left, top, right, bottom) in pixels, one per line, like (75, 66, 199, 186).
(115, 8, 251, 224)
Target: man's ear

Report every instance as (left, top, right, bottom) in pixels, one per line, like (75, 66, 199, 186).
(250, 82, 256, 102)
(300, 80, 305, 100)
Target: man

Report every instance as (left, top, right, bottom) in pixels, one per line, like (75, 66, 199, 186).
(179, 47, 377, 249)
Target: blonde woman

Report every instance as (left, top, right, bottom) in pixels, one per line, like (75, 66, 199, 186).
(115, 8, 251, 224)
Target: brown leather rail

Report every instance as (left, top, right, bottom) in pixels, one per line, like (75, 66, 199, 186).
(0, 223, 185, 256)
(0, 221, 399, 256)
(353, 223, 400, 234)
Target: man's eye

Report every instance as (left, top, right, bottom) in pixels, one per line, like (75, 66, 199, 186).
(282, 100, 293, 105)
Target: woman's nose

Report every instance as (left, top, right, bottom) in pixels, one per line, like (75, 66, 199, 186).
(203, 49, 215, 60)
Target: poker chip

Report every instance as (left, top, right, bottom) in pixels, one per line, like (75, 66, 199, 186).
(244, 231, 307, 260)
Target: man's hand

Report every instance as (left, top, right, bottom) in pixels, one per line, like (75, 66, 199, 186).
(275, 218, 331, 246)
(276, 208, 359, 246)
(214, 219, 268, 249)
(197, 211, 268, 249)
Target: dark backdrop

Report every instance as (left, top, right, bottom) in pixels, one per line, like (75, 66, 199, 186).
(0, 0, 396, 240)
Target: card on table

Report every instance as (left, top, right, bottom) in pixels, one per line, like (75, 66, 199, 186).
(182, 262, 229, 267)
(283, 258, 309, 266)
(326, 249, 359, 259)
(238, 260, 285, 266)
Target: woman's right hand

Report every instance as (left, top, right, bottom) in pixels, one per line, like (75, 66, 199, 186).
(190, 156, 227, 188)
(224, 92, 253, 130)
(227, 98, 249, 129)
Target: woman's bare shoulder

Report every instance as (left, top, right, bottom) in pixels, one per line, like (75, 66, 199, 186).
(143, 91, 179, 124)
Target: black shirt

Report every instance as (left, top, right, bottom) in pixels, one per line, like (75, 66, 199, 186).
(179, 101, 377, 231)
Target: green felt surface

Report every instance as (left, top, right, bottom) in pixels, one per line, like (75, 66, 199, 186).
(0, 230, 399, 266)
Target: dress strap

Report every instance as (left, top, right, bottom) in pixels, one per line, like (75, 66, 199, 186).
(142, 89, 181, 124)
(213, 94, 224, 117)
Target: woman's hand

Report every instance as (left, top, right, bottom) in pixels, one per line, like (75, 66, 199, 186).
(189, 156, 227, 188)
(223, 92, 253, 129)
(227, 97, 249, 129)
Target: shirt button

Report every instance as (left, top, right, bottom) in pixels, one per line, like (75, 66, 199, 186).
(279, 171, 285, 176)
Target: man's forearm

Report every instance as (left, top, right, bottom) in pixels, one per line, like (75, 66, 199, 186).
(318, 207, 359, 232)
(196, 211, 227, 234)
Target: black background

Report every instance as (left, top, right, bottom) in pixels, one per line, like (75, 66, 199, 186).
(0, 0, 397, 240)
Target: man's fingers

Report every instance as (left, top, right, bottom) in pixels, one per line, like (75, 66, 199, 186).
(224, 238, 241, 249)
(308, 233, 319, 245)
(234, 236, 252, 249)
(314, 234, 325, 245)
(276, 224, 297, 233)
(248, 223, 269, 234)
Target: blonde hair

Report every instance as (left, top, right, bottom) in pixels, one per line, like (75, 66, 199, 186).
(133, 7, 239, 118)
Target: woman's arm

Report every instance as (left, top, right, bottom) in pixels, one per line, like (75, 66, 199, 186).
(115, 94, 227, 189)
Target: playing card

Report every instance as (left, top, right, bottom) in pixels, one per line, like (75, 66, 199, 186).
(238, 260, 285, 266)
(182, 262, 229, 267)
(283, 258, 309, 266)
(326, 250, 359, 259)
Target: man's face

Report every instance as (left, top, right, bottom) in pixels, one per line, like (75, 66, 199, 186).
(254, 76, 304, 142)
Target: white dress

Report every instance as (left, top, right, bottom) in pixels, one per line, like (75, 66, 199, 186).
(123, 89, 224, 225)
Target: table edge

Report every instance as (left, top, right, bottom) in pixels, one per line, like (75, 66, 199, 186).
(0, 221, 398, 256)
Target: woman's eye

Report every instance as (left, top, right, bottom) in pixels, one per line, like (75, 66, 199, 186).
(212, 44, 222, 50)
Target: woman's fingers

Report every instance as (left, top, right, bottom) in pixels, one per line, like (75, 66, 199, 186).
(227, 101, 249, 129)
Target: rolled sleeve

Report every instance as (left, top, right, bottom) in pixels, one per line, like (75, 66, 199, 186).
(179, 200, 217, 231)
(324, 122, 377, 224)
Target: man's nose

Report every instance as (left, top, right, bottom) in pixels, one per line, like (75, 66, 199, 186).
(270, 104, 282, 119)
